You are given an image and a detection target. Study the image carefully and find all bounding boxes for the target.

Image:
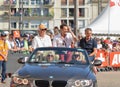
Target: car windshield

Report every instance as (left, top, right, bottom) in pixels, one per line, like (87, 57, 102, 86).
(28, 47, 89, 65)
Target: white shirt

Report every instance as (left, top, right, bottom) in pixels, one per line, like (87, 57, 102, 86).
(53, 33, 73, 48)
(97, 44, 102, 49)
(6, 40, 15, 49)
(32, 35, 52, 49)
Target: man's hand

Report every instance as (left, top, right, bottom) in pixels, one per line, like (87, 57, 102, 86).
(0, 52, 8, 61)
(4, 57, 7, 61)
(67, 26, 72, 32)
(67, 26, 78, 42)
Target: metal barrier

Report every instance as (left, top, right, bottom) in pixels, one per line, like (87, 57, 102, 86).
(96, 49, 120, 72)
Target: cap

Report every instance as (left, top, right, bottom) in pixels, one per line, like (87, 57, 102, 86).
(38, 24, 47, 30)
(1, 32, 7, 37)
(23, 34, 28, 37)
(4, 31, 9, 34)
(20, 34, 27, 37)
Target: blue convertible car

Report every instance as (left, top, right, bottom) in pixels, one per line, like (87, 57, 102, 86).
(10, 47, 102, 87)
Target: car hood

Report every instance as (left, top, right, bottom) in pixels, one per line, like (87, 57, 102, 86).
(17, 64, 94, 80)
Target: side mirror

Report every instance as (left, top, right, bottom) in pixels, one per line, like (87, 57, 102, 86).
(93, 59, 102, 66)
(18, 57, 29, 64)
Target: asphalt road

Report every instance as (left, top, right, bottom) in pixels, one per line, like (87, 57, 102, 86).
(97, 71, 120, 87)
(0, 52, 120, 87)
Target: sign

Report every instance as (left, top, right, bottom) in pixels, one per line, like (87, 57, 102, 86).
(95, 49, 109, 67)
(110, 52, 120, 67)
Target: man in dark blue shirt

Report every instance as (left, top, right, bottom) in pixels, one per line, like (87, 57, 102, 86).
(79, 28, 97, 74)
(79, 28, 97, 62)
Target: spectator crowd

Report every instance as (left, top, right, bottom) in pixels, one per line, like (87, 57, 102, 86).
(1, 24, 120, 55)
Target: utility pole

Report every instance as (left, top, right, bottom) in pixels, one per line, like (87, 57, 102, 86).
(74, 0, 78, 35)
(98, 0, 102, 15)
(19, 0, 23, 34)
(8, 0, 11, 33)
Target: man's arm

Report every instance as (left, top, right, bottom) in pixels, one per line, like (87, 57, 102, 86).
(89, 48, 97, 57)
(32, 37, 37, 51)
(89, 39, 97, 57)
(0, 51, 8, 61)
(68, 26, 78, 42)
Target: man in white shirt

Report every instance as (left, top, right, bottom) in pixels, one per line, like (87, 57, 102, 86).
(32, 24, 52, 50)
(53, 23, 77, 62)
(53, 23, 77, 48)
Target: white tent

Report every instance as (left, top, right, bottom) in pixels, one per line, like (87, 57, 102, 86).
(81, 0, 120, 35)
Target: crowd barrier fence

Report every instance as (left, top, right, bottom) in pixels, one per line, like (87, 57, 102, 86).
(95, 49, 120, 71)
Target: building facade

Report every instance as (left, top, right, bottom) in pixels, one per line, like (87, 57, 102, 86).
(0, 0, 108, 32)
(0, 0, 54, 31)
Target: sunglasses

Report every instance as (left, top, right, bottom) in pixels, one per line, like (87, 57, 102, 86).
(41, 29, 47, 31)
(48, 55, 53, 57)
(74, 54, 79, 57)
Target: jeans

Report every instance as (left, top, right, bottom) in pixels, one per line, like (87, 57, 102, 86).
(0, 61, 6, 82)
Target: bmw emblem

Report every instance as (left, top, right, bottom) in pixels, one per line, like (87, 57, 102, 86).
(49, 76, 53, 79)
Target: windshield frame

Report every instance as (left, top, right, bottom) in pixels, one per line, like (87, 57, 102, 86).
(27, 47, 90, 65)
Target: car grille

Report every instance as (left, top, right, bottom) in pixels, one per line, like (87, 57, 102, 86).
(34, 80, 67, 87)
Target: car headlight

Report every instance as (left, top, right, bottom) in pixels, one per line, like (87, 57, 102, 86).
(22, 79, 29, 85)
(74, 79, 93, 87)
(12, 77, 29, 85)
(74, 80, 81, 86)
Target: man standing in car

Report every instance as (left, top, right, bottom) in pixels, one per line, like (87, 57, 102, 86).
(78, 28, 97, 74)
(79, 28, 97, 62)
(53, 23, 77, 62)
(32, 24, 52, 50)
(53, 23, 77, 48)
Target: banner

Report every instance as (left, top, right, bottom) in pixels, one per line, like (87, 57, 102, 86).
(109, 52, 120, 67)
(95, 49, 109, 67)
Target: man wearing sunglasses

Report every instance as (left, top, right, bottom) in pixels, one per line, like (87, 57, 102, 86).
(32, 24, 52, 50)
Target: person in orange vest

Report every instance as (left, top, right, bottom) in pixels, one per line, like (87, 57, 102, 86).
(0, 32, 9, 83)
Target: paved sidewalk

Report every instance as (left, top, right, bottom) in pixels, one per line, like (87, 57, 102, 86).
(0, 77, 11, 87)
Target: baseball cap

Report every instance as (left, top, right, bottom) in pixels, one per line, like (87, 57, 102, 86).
(38, 24, 47, 30)
(1, 32, 7, 37)
(20, 34, 28, 37)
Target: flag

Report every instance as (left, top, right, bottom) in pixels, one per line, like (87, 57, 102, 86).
(110, 0, 115, 7)
(10, 0, 13, 4)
